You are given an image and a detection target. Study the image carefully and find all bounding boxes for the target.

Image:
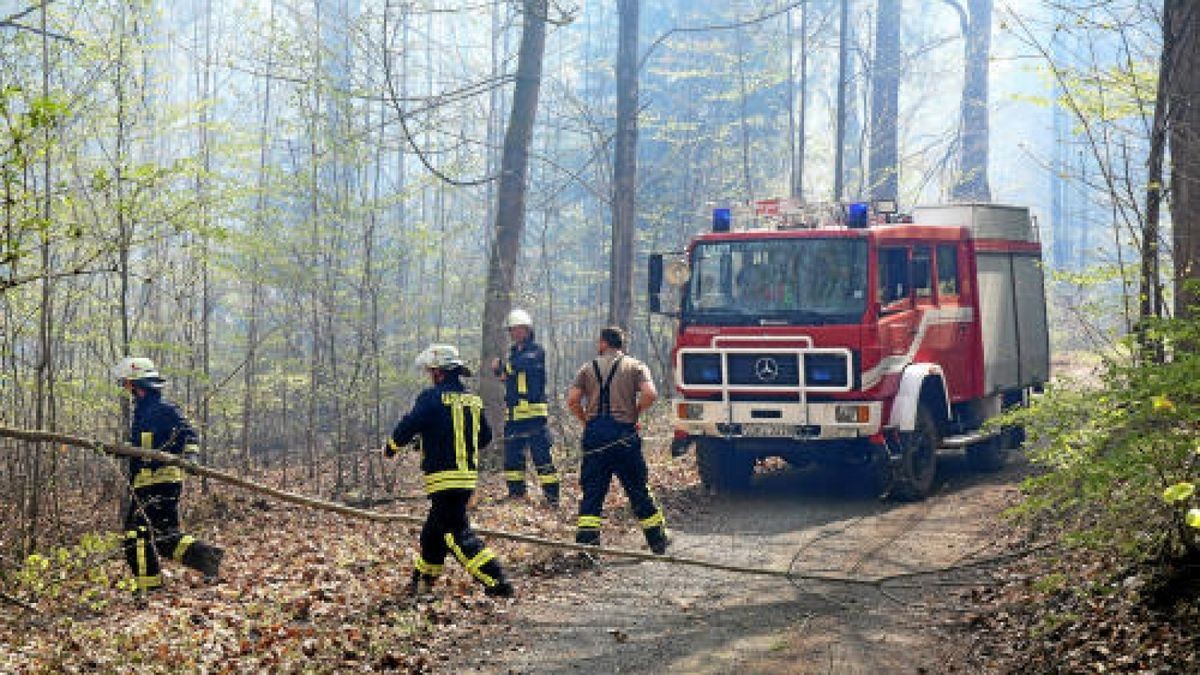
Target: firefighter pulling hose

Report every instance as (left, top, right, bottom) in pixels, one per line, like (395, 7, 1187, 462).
(384, 344, 515, 599)
(0, 424, 907, 587)
(112, 357, 224, 594)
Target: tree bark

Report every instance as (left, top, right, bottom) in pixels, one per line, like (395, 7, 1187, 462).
(834, 0, 850, 200)
(950, 0, 992, 202)
(868, 0, 901, 201)
(1169, 1, 1200, 319)
(480, 0, 548, 427)
(609, 0, 639, 330)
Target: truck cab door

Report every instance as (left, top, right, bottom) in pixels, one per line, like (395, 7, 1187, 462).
(877, 247, 918, 358)
(931, 243, 977, 400)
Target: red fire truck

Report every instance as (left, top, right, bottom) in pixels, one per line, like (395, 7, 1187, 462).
(648, 201, 1049, 500)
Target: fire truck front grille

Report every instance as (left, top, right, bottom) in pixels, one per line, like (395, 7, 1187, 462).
(727, 354, 801, 386)
(681, 353, 722, 385)
(680, 350, 852, 389)
(804, 353, 850, 388)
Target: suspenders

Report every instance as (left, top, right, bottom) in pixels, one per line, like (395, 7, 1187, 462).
(590, 356, 624, 420)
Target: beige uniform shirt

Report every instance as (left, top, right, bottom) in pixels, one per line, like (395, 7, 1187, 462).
(571, 351, 653, 425)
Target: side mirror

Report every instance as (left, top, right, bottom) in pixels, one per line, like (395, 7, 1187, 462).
(649, 254, 665, 314)
(648, 253, 687, 316)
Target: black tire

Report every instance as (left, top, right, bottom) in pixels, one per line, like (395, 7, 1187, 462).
(696, 439, 753, 493)
(891, 405, 939, 501)
(966, 434, 1007, 472)
(1001, 425, 1026, 450)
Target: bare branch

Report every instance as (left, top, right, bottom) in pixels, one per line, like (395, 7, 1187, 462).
(639, 0, 812, 73)
(938, 0, 969, 35)
(380, 0, 497, 187)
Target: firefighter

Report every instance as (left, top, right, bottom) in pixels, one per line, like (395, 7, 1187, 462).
(490, 308, 560, 507)
(385, 344, 514, 598)
(112, 357, 223, 593)
(566, 327, 669, 554)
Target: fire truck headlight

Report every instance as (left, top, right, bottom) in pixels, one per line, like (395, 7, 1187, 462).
(677, 403, 705, 420)
(835, 405, 870, 424)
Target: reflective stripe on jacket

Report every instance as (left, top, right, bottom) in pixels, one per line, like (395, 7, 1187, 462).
(128, 390, 198, 487)
(504, 340, 548, 421)
(389, 377, 492, 495)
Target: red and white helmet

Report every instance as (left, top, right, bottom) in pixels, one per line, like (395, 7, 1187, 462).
(112, 356, 166, 387)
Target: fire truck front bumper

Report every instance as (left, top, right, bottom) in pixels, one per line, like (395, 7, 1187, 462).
(672, 400, 883, 442)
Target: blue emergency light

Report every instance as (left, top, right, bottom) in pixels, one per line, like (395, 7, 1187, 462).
(713, 208, 732, 232)
(846, 202, 870, 229)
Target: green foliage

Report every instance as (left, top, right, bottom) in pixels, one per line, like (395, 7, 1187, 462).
(1010, 313, 1200, 563)
(14, 532, 124, 611)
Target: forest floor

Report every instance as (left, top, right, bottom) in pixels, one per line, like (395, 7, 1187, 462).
(2, 432, 1197, 672)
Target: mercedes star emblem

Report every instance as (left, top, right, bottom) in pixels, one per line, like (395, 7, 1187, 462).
(754, 357, 780, 382)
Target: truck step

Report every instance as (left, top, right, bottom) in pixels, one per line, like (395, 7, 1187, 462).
(941, 430, 1000, 448)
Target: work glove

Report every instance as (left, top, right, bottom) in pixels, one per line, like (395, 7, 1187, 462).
(182, 443, 201, 472)
(383, 438, 399, 458)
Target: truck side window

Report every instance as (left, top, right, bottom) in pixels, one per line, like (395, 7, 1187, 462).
(912, 246, 933, 302)
(936, 245, 959, 297)
(878, 247, 910, 308)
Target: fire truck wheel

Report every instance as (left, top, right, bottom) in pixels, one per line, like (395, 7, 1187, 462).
(966, 435, 1007, 472)
(695, 439, 753, 493)
(891, 405, 939, 501)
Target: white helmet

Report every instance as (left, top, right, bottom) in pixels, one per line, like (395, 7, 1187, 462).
(112, 356, 165, 387)
(414, 344, 471, 375)
(504, 308, 533, 329)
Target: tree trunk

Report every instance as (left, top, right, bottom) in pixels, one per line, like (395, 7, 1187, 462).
(868, 0, 901, 201)
(480, 0, 548, 429)
(609, 0, 639, 330)
(834, 0, 850, 200)
(951, 0, 992, 202)
(1140, 0, 1172, 343)
(790, 5, 809, 200)
(243, 0, 277, 472)
(1169, 1, 1200, 319)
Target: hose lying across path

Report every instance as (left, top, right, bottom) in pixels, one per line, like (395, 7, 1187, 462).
(0, 425, 1028, 591)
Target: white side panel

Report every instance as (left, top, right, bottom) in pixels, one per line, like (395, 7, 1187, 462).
(912, 203, 1036, 241)
(1013, 254, 1050, 386)
(977, 253, 1019, 393)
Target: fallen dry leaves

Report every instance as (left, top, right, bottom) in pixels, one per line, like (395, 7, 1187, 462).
(0, 426, 700, 673)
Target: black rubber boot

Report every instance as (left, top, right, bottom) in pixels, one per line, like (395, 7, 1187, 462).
(543, 482, 560, 508)
(483, 572, 515, 598)
(182, 542, 224, 581)
(408, 570, 436, 598)
(645, 526, 670, 555)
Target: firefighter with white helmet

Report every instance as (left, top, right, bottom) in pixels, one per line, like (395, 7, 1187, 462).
(384, 344, 514, 598)
(490, 308, 560, 507)
(112, 356, 223, 593)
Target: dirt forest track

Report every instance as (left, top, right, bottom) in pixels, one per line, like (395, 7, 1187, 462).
(451, 450, 1030, 674)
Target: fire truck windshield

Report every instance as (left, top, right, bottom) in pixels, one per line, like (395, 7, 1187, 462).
(684, 238, 868, 326)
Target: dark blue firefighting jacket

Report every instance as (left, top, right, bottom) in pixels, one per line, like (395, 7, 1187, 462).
(128, 389, 199, 489)
(503, 337, 548, 422)
(388, 376, 492, 494)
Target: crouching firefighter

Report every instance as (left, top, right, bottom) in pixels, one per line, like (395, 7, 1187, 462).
(385, 344, 515, 598)
(490, 308, 560, 507)
(566, 327, 669, 555)
(113, 357, 224, 593)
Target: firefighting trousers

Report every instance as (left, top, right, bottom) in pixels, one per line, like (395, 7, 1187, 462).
(413, 489, 508, 590)
(574, 433, 667, 549)
(503, 418, 559, 502)
(122, 482, 220, 590)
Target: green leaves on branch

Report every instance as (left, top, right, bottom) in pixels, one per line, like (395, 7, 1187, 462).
(1011, 309, 1200, 562)
(1162, 482, 1195, 504)
(1188, 509, 1200, 529)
